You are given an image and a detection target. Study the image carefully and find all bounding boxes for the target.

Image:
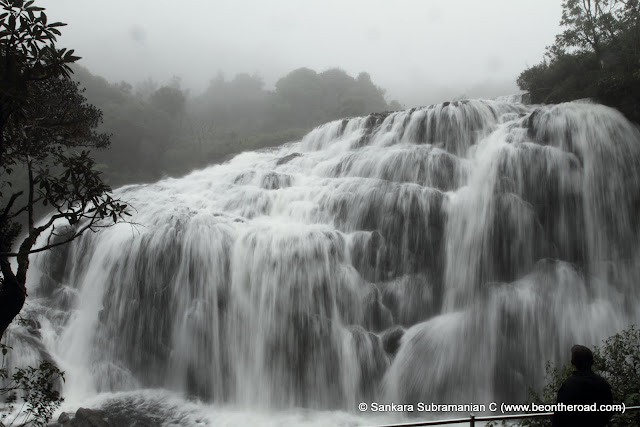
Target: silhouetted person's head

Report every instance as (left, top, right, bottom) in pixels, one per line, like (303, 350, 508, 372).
(571, 345, 594, 371)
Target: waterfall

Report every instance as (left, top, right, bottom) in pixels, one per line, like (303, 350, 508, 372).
(8, 99, 640, 423)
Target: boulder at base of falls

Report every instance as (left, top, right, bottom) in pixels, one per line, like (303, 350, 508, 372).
(56, 408, 112, 427)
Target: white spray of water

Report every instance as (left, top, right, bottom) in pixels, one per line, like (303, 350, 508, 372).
(6, 99, 640, 423)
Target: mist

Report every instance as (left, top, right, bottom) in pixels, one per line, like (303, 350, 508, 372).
(42, 0, 562, 106)
(5, 1, 640, 425)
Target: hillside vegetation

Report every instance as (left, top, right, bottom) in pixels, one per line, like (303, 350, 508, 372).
(517, 0, 640, 124)
(73, 67, 402, 186)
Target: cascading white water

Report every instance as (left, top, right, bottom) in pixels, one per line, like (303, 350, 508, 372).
(6, 99, 640, 424)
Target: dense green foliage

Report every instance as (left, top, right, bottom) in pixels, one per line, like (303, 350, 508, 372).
(1, 345, 65, 427)
(71, 66, 401, 186)
(0, 0, 80, 158)
(517, 0, 640, 123)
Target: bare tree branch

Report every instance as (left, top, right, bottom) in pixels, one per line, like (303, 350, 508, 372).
(0, 219, 140, 257)
(0, 190, 23, 221)
(8, 196, 43, 219)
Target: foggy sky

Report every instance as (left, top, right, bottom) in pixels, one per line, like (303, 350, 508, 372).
(42, 0, 562, 107)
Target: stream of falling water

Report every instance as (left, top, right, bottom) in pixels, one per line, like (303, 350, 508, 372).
(5, 98, 640, 425)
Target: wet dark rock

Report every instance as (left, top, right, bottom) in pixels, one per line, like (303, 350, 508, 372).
(260, 172, 293, 190)
(58, 412, 71, 424)
(362, 284, 393, 332)
(414, 115, 427, 143)
(399, 112, 413, 136)
(348, 326, 389, 401)
(354, 112, 393, 148)
(349, 231, 387, 283)
(526, 109, 541, 141)
(338, 119, 349, 136)
(24, 317, 41, 336)
(275, 152, 302, 166)
(382, 326, 405, 355)
(57, 408, 112, 427)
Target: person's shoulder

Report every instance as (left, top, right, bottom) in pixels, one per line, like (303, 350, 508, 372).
(589, 371, 611, 386)
(556, 374, 576, 400)
(588, 371, 613, 399)
(564, 370, 585, 383)
(564, 370, 610, 390)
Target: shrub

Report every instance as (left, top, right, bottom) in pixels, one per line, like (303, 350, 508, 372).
(0, 344, 65, 427)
